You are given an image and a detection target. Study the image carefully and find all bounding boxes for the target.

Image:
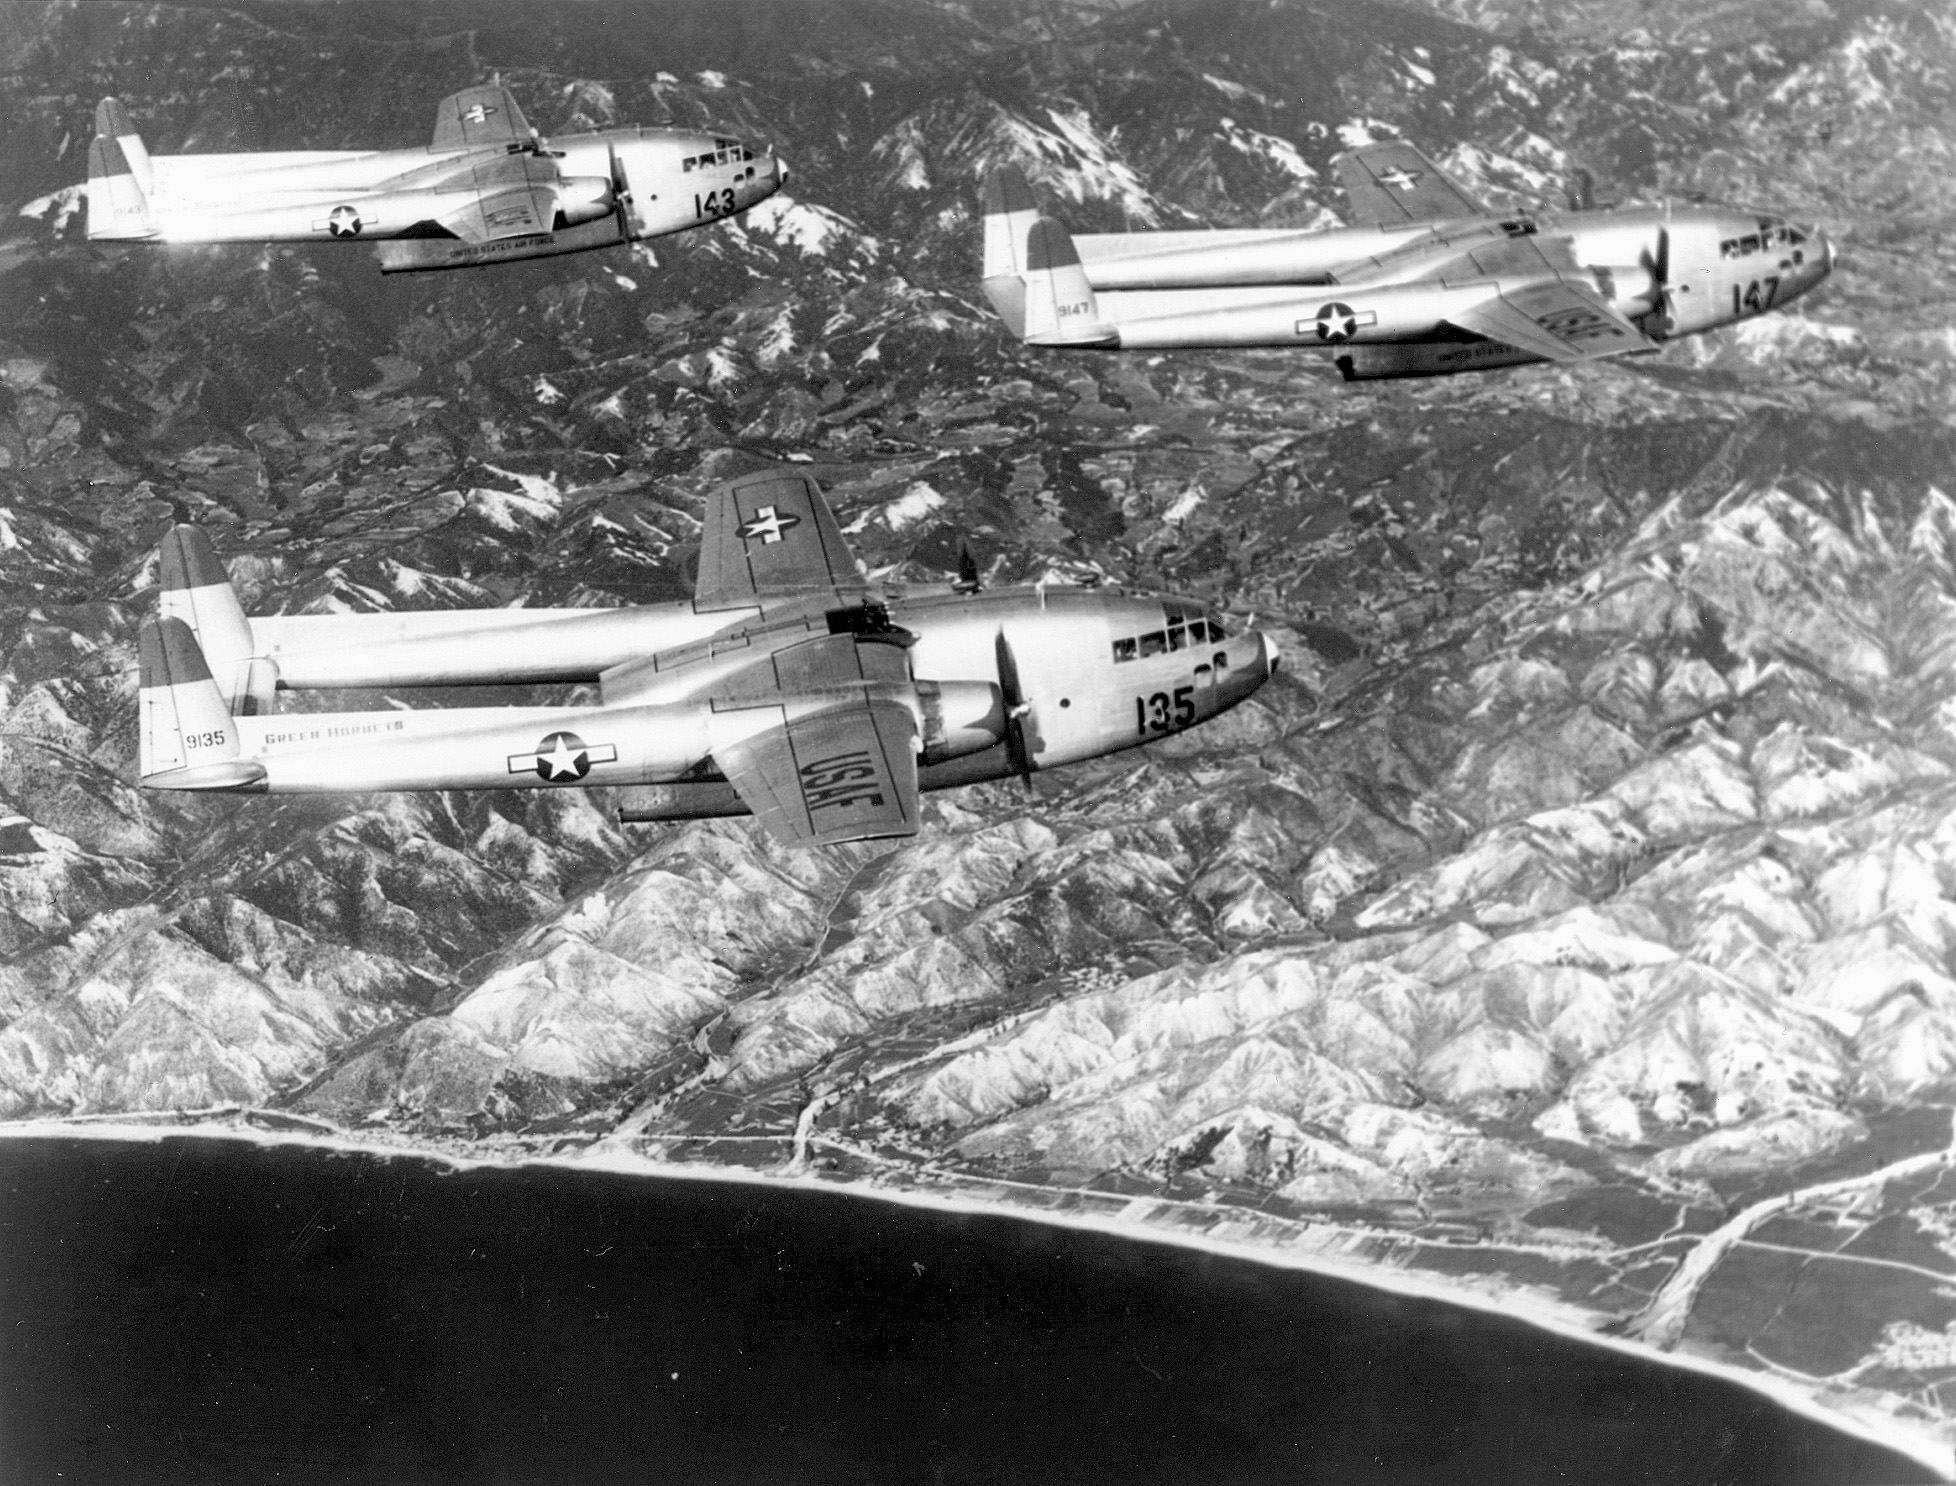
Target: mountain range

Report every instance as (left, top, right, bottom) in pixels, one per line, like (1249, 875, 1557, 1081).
(3, 0, 1955, 1461)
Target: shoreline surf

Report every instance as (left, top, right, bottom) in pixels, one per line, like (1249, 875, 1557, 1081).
(3, 1113, 1950, 1479)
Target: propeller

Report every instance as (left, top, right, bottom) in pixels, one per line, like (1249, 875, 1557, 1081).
(1635, 224, 1673, 335)
(607, 143, 635, 242)
(954, 541, 982, 594)
(994, 629, 1035, 794)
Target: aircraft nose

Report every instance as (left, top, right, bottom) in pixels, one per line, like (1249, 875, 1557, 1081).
(1262, 631, 1280, 677)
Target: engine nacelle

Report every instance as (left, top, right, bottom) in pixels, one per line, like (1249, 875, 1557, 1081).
(917, 680, 1006, 764)
(1591, 264, 1658, 316)
(554, 176, 616, 229)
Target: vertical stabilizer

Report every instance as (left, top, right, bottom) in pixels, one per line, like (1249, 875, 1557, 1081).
(158, 525, 276, 713)
(980, 166, 1039, 337)
(96, 98, 152, 191)
(87, 98, 156, 240)
(1019, 217, 1116, 347)
(982, 165, 1039, 280)
(138, 616, 262, 789)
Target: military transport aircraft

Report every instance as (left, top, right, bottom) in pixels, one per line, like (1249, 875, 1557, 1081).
(87, 82, 783, 273)
(138, 470, 1278, 847)
(981, 142, 1833, 380)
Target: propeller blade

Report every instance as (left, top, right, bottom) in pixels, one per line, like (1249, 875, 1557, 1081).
(994, 629, 1034, 793)
(955, 541, 982, 593)
(608, 143, 632, 240)
(1653, 225, 1670, 286)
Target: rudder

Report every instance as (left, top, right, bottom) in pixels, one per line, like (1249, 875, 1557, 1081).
(158, 525, 276, 714)
(1020, 217, 1116, 347)
(138, 616, 261, 790)
(87, 98, 156, 240)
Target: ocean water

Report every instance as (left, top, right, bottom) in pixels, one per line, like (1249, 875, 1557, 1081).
(0, 1134, 1937, 1485)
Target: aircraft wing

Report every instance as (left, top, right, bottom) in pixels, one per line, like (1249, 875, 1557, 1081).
(431, 84, 533, 151)
(427, 153, 560, 243)
(1334, 142, 1489, 227)
(714, 695, 920, 845)
(1445, 277, 1659, 363)
(696, 470, 862, 612)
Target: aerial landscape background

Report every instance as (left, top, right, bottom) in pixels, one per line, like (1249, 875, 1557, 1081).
(2, 0, 1954, 1464)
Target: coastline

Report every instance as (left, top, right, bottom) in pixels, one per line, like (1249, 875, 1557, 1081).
(5, 1111, 1949, 1481)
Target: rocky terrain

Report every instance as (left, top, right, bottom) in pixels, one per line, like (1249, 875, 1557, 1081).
(3, 0, 1956, 1464)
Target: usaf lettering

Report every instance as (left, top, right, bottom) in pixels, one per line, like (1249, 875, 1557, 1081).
(800, 750, 884, 814)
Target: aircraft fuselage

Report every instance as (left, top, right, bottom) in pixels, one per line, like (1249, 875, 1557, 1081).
(174, 584, 1276, 805)
(1061, 205, 1831, 354)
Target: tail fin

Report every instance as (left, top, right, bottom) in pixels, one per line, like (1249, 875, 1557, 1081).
(980, 166, 1038, 337)
(982, 165, 1039, 281)
(157, 525, 277, 714)
(1019, 217, 1117, 347)
(87, 98, 156, 240)
(138, 616, 264, 790)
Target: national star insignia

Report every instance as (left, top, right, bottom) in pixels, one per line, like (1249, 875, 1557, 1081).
(326, 205, 363, 239)
(1307, 302, 1378, 343)
(507, 730, 619, 782)
(462, 103, 498, 124)
(736, 505, 801, 545)
(1376, 166, 1425, 192)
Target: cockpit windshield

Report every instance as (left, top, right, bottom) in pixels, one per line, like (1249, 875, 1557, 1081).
(682, 138, 757, 172)
(1112, 600, 1232, 662)
(1721, 217, 1806, 259)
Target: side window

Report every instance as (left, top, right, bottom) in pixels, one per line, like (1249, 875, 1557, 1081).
(1739, 234, 1760, 255)
(1139, 631, 1167, 658)
(1185, 618, 1208, 644)
(1112, 638, 1137, 663)
(1167, 624, 1186, 652)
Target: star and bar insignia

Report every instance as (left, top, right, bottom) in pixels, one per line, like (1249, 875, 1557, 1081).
(507, 731, 618, 782)
(462, 103, 499, 124)
(736, 505, 801, 545)
(1376, 166, 1425, 192)
(1302, 302, 1378, 343)
(326, 205, 363, 238)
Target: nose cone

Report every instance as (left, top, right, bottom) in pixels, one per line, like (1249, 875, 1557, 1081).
(1262, 630, 1280, 678)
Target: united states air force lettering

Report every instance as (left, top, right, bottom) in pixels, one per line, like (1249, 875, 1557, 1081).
(800, 750, 884, 813)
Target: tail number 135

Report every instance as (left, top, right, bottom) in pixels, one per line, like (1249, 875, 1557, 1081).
(695, 188, 737, 219)
(1136, 685, 1196, 736)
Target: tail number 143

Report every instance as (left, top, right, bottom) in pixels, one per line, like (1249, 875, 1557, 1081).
(695, 188, 737, 219)
(1137, 686, 1196, 736)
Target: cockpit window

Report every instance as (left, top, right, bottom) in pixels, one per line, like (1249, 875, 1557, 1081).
(1112, 606, 1233, 662)
(682, 138, 757, 172)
